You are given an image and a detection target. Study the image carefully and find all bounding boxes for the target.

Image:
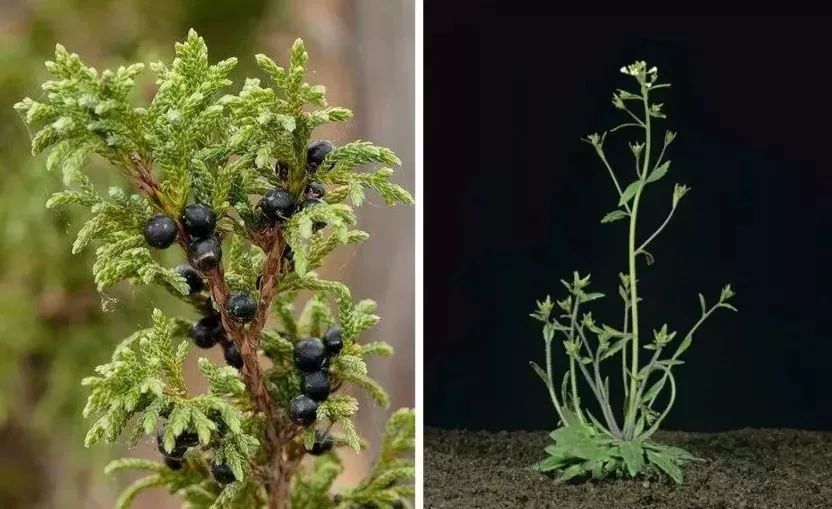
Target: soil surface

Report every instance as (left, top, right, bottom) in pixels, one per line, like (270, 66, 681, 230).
(425, 427, 832, 508)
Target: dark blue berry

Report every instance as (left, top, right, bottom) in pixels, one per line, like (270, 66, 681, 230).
(306, 430, 335, 455)
(189, 237, 222, 271)
(289, 394, 318, 426)
(190, 316, 221, 349)
(306, 181, 326, 200)
(175, 263, 205, 294)
(157, 427, 187, 459)
(302, 370, 330, 401)
(144, 214, 177, 248)
(293, 338, 327, 371)
(224, 342, 244, 369)
(176, 430, 200, 447)
(259, 186, 294, 222)
(306, 140, 334, 173)
(164, 456, 183, 470)
(181, 204, 217, 239)
(211, 462, 236, 485)
(323, 327, 343, 356)
(227, 292, 257, 323)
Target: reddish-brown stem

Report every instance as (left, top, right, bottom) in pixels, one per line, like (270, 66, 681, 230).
(127, 152, 304, 508)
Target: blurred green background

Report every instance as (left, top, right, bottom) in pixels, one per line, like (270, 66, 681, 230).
(0, 1, 414, 507)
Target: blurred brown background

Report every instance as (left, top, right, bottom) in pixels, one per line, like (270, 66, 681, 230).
(0, 1, 414, 507)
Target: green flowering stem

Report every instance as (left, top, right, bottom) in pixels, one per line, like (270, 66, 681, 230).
(622, 79, 653, 440)
(531, 61, 736, 483)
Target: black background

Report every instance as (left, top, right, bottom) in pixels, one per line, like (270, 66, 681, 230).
(425, 12, 832, 432)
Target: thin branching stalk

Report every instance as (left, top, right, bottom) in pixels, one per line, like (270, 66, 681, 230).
(530, 61, 736, 484)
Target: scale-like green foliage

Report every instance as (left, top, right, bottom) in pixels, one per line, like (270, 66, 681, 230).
(16, 30, 413, 508)
(289, 410, 415, 509)
(530, 62, 736, 484)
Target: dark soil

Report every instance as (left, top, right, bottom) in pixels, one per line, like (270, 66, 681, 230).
(425, 427, 832, 508)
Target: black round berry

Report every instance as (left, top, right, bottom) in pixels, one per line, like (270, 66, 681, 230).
(275, 160, 290, 180)
(306, 181, 326, 200)
(293, 338, 327, 371)
(302, 370, 330, 401)
(224, 342, 244, 369)
(211, 462, 236, 485)
(190, 316, 221, 349)
(227, 292, 257, 323)
(157, 427, 187, 459)
(259, 186, 294, 222)
(307, 140, 334, 173)
(306, 430, 335, 455)
(323, 327, 343, 356)
(297, 198, 322, 214)
(144, 214, 178, 248)
(282, 246, 294, 262)
(175, 263, 205, 294)
(164, 456, 183, 470)
(189, 237, 222, 271)
(289, 394, 318, 426)
(181, 203, 217, 239)
(177, 430, 200, 448)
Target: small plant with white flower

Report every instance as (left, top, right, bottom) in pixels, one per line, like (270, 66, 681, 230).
(530, 61, 736, 484)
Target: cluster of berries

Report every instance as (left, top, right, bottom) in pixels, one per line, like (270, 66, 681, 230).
(142, 140, 339, 478)
(260, 140, 333, 230)
(289, 326, 343, 455)
(155, 423, 236, 485)
(156, 425, 199, 471)
(144, 203, 223, 274)
(187, 288, 258, 370)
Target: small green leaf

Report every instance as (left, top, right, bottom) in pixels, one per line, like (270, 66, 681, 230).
(556, 464, 587, 483)
(600, 337, 629, 360)
(533, 455, 566, 472)
(641, 378, 667, 403)
(647, 160, 670, 183)
(601, 210, 629, 223)
(619, 181, 641, 206)
(618, 441, 644, 477)
(675, 334, 692, 357)
(580, 292, 605, 303)
(646, 450, 683, 484)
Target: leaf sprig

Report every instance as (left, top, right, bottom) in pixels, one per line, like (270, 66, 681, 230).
(15, 30, 414, 508)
